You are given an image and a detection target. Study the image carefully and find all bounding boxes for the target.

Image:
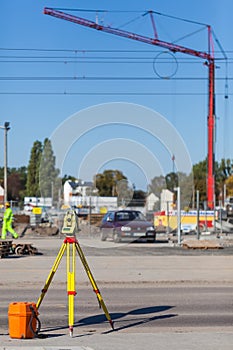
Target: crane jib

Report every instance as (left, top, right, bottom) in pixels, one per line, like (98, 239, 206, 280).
(43, 6, 216, 209)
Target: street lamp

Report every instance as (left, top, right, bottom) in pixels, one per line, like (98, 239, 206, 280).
(0, 122, 10, 203)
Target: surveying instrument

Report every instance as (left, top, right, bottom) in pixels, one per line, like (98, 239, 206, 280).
(36, 210, 114, 336)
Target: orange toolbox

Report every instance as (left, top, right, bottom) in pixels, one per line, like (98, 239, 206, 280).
(8, 302, 39, 339)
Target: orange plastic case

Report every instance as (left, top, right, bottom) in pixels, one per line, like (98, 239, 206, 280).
(8, 302, 38, 339)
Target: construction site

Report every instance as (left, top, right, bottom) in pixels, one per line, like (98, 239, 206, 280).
(1, 2, 233, 349)
(1, 5, 232, 245)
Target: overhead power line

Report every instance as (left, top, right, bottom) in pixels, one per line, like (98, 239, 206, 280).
(0, 56, 232, 63)
(0, 91, 229, 96)
(0, 76, 231, 81)
(0, 47, 231, 55)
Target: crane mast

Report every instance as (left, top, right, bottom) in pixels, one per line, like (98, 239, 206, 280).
(44, 7, 216, 209)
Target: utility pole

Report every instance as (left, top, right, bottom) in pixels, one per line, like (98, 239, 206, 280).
(175, 186, 181, 245)
(196, 190, 200, 240)
(0, 122, 10, 203)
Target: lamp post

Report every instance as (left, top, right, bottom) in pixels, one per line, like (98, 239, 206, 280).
(0, 122, 10, 203)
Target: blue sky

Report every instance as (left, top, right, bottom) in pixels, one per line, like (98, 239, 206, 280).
(1, 0, 232, 191)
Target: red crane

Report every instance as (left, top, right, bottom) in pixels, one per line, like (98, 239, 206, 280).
(44, 7, 216, 209)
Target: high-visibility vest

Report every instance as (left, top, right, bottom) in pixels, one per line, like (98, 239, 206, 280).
(4, 207, 13, 222)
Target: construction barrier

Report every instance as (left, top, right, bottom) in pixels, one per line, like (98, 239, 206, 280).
(154, 210, 216, 232)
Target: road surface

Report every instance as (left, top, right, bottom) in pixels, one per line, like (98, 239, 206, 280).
(0, 236, 232, 349)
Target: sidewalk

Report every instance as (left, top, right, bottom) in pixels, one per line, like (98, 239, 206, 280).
(1, 333, 233, 350)
(0, 236, 233, 350)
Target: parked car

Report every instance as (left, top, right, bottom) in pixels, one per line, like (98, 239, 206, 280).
(100, 210, 156, 243)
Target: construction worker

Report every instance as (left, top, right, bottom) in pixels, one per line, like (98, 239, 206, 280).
(1, 202, 18, 239)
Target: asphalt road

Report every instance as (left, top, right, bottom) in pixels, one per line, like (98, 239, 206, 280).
(1, 284, 232, 331)
(1, 283, 233, 349)
(0, 235, 233, 349)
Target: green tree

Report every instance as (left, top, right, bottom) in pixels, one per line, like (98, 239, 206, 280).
(39, 138, 60, 200)
(116, 178, 133, 206)
(62, 174, 76, 185)
(177, 171, 194, 209)
(149, 172, 193, 209)
(215, 158, 233, 201)
(0, 166, 27, 202)
(8, 173, 22, 201)
(192, 159, 207, 205)
(165, 172, 178, 192)
(0, 167, 3, 180)
(7, 167, 27, 202)
(192, 158, 233, 206)
(127, 189, 146, 207)
(26, 140, 42, 196)
(95, 170, 127, 196)
(148, 175, 166, 197)
(225, 175, 233, 196)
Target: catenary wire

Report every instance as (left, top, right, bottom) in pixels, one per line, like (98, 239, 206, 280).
(0, 91, 229, 96)
(0, 76, 231, 81)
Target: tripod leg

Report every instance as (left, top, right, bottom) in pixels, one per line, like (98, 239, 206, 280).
(67, 242, 76, 337)
(36, 242, 66, 309)
(75, 241, 114, 330)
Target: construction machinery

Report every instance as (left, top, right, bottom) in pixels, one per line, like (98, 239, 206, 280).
(44, 7, 216, 209)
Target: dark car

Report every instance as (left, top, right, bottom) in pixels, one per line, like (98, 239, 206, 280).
(100, 210, 156, 243)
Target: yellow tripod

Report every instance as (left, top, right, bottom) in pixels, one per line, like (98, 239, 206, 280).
(36, 210, 114, 337)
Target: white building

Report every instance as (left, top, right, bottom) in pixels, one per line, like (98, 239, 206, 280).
(24, 197, 52, 210)
(63, 179, 117, 213)
(160, 189, 174, 212)
(0, 185, 4, 203)
(145, 193, 159, 211)
(63, 179, 96, 205)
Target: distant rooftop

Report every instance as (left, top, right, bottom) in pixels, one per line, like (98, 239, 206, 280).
(67, 180, 93, 189)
